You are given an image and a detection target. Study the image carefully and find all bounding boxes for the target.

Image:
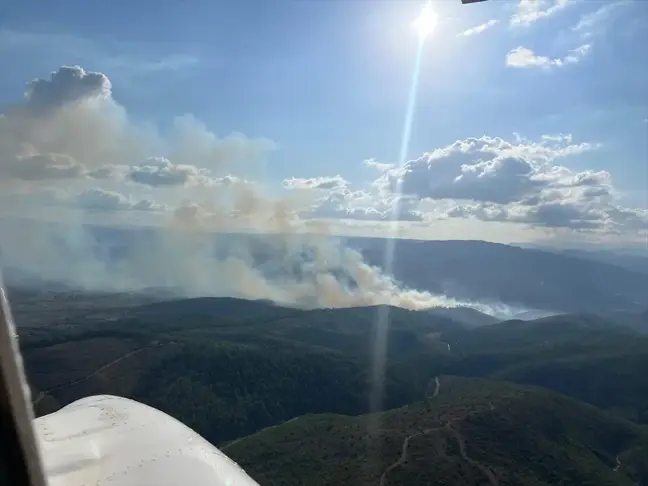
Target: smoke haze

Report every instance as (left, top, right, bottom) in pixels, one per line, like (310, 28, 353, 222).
(0, 65, 471, 311)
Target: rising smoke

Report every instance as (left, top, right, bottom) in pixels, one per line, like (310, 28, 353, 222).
(0, 65, 463, 310)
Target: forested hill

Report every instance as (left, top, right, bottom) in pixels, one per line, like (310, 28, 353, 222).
(225, 376, 648, 485)
(14, 293, 648, 485)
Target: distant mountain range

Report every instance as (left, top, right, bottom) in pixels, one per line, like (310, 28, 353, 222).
(425, 306, 500, 328)
(2, 218, 647, 317)
(349, 237, 648, 315)
(517, 243, 648, 275)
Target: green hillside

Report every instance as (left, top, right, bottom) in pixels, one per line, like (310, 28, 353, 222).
(14, 294, 648, 484)
(437, 317, 648, 422)
(225, 376, 648, 485)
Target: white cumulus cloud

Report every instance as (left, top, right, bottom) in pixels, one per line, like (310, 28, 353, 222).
(304, 188, 423, 222)
(510, 0, 572, 27)
(282, 175, 349, 191)
(506, 44, 591, 69)
(128, 157, 214, 188)
(74, 188, 167, 212)
(459, 19, 499, 37)
(572, 1, 630, 39)
(0, 66, 276, 192)
(365, 134, 644, 234)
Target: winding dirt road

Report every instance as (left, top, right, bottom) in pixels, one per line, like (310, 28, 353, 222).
(430, 376, 440, 399)
(378, 425, 446, 486)
(33, 343, 165, 406)
(379, 376, 443, 486)
(378, 376, 499, 486)
(447, 424, 499, 486)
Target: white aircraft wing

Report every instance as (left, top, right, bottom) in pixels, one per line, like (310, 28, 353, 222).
(33, 395, 260, 486)
(1, 277, 259, 486)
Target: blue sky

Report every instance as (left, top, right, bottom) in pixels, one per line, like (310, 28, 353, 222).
(0, 0, 646, 245)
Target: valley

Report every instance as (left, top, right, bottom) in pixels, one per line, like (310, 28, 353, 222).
(10, 283, 648, 485)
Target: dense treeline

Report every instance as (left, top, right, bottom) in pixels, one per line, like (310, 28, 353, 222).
(20, 300, 648, 441)
(130, 341, 430, 445)
(16, 296, 648, 484)
(224, 376, 648, 485)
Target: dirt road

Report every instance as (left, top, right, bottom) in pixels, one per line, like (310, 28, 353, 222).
(379, 376, 499, 486)
(379, 376, 444, 486)
(33, 343, 165, 405)
(447, 424, 499, 486)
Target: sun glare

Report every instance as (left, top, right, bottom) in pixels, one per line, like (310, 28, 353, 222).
(412, 2, 438, 40)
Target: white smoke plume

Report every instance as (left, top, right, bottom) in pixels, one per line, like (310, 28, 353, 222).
(0, 65, 461, 310)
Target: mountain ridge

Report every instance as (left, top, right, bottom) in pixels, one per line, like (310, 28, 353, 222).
(10, 289, 648, 484)
(3, 221, 647, 315)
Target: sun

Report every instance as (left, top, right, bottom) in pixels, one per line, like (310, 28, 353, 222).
(412, 1, 438, 40)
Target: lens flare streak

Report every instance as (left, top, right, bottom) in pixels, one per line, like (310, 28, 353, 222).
(370, 33, 427, 415)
